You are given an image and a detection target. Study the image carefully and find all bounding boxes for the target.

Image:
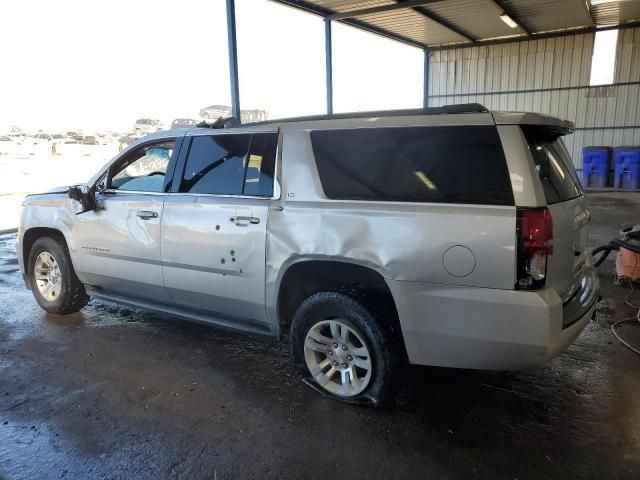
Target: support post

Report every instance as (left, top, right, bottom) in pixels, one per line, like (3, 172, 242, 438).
(325, 19, 334, 115)
(423, 48, 430, 109)
(226, 0, 241, 120)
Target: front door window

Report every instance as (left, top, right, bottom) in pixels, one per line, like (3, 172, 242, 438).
(110, 140, 175, 192)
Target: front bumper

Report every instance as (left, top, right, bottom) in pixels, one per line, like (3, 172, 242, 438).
(386, 267, 599, 370)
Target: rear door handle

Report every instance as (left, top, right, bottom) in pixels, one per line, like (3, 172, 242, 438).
(232, 216, 260, 226)
(136, 210, 158, 220)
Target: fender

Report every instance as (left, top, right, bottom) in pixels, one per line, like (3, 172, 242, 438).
(20, 195, 87, 284)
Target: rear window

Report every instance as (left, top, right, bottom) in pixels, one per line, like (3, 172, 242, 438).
(310, 125, 514, 205)
(522, 126, 582, 204)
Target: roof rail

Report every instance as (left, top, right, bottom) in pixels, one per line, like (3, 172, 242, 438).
(239, 103, 488, 127)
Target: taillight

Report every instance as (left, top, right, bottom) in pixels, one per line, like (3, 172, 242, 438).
(516, 207, 553, 290)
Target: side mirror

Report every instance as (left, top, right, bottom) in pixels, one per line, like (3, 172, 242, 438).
(68, 185, 98, 214)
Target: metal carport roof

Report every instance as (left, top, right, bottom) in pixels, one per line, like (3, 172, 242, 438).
(272, 0, 640, 48)
(224, 0, 640, 121)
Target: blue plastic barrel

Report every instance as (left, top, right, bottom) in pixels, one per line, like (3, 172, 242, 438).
(614, 147, 640, 190)
(582, 147, 611, 188)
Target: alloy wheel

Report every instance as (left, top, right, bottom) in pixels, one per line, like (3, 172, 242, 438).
(303, 319, 372, 396)
(34, 251, 62, 302)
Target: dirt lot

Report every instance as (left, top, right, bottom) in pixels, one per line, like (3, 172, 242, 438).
(0, 142, 116, 231)
(0, 192, 639, 479)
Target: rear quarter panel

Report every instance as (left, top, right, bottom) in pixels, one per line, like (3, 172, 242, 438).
(266, 125, 518, 323)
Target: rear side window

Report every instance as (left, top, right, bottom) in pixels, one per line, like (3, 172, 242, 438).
(310, 126, 514, 205)
(522, 127, 582, 204)
(179, 133, 277, 196)
(180, 134, 251, 195)
(243, 133, 277, 196)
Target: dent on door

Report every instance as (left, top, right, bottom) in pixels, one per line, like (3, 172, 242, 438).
(161, 196, 269, 324)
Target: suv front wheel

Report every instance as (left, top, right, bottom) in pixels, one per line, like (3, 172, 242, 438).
(28, 236, 89, 314)
(291, 291, 399, 405)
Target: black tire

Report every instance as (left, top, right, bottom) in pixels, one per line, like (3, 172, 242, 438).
(290, 291, 401, 406)
(28, 236, 89, 314)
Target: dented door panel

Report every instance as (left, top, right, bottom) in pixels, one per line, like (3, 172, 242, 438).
(161, 195, 269, 325)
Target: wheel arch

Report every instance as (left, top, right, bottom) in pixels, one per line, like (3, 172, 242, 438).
(275, 258, 402, 337)
(22, 227, 71, 288)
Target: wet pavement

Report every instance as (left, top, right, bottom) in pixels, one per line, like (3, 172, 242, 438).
(1, 192, 640, 480)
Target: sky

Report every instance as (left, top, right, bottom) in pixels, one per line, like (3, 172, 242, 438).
(0, 0, 424, 133)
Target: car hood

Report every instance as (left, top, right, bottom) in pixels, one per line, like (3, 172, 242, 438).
(25, 185, 70, 197)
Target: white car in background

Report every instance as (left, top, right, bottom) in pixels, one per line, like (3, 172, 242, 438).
(134, 119, 163, 135)
(32, 133, 54, 145)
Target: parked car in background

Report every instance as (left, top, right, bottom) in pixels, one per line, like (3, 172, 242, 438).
(16, 104, 599, 405)
(199, 105, 231, 121)
(134, 119, 163, 135)
(81, 135, 99, 145)
(171, 118, 198, 129)
(32, 133, 53, 144)
(9, 126, 24, 137)
(50, 134, 71, 144)
(199, 105, 267, 123)
(118, 134, 141, 152)
(0, 135, 16, 155)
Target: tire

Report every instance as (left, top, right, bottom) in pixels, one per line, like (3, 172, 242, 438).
(290, 291, 400, 406)
(28, 236, 89, 314)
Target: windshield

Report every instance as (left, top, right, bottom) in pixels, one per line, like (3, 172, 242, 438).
(522, 126, 582, 204)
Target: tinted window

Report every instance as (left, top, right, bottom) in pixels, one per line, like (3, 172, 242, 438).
(179, 133, 277, 196)
(180, 134, 250, 195)
(243, 133, 277, 196)
(522, 126, 582, 204)
(310, 126, 513, 205)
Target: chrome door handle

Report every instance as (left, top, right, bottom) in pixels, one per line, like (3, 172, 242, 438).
(232, 216, 260, 225)
(136, 210, 158, 220)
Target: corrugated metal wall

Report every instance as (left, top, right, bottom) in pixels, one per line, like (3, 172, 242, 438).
(428, 27, 640, 170)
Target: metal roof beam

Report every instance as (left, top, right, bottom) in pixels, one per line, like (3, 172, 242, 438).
(326, 0, 445, 21)
(428, 21, 640, 51)
(491, 0, 532, 35)
(270, 0, 426, 48)
(583, 0, 597, 27)
(395, 0, 477, 43)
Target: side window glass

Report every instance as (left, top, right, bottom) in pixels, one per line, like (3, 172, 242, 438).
(180, 134, 251, 195)
(110, 140, 175, 192)
(310, 126, 514, 205)
(243, 133, 277, 196)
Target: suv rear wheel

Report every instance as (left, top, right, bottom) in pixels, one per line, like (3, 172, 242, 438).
(291, 291, 398, 405)
(28, 236, 89, 314)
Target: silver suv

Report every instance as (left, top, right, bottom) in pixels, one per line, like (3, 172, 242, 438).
(17, 104, 599, 405)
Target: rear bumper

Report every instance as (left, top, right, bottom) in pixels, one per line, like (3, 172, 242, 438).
(387, 267, 598, 370)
